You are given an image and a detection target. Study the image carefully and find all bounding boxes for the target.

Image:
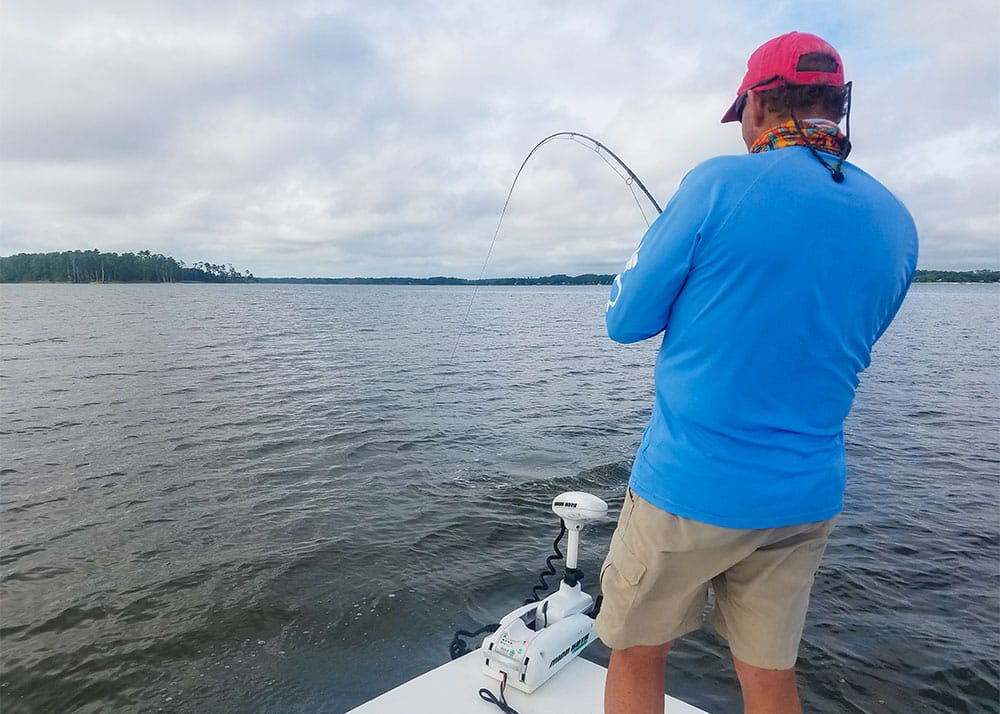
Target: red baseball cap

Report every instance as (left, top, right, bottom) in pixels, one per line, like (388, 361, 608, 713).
(721, 31, 845, 123)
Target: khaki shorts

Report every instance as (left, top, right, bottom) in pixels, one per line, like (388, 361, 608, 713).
(595, 489, 836, 670)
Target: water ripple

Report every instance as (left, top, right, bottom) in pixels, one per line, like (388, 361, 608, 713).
(0, 283, 997, 713)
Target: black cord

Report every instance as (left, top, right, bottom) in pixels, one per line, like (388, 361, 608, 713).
(450, 623, 499, 660)
(524, 519, 566, 604)
(791, 113, 848, 183)
(479, 671, 521, 714)
(448, 519, 567, 659)
(768, 77, 852, 184)
(787, 81, 853, 184)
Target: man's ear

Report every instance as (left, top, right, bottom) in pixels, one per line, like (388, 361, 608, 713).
(745, 90, 768, 127)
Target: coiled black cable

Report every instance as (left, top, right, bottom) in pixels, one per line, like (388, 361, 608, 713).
(524, 519, 566, 604)
(449, 519, 569, 659)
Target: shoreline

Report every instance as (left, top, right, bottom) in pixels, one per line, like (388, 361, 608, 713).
(2, 279, 999, 286)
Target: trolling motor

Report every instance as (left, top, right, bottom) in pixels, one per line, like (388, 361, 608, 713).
(480, 491, 608, 694)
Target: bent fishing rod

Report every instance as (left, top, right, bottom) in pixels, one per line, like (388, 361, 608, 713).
(513, 132, 662, 216)
(451, 131, 662, 360)
(477, 132, 663, 279)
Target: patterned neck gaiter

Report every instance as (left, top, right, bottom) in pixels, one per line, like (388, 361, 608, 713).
(750, 118, 849, 156)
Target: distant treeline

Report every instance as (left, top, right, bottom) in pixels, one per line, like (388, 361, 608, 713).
(254, 273, 616, 286)
(913, 269, 998, 283)
(254, 270, 1000, 285)
(1, 250, 996, 285)
(0, 250, 255, 283)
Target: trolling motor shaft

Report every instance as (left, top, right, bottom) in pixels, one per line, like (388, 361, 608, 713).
(553, 492, 607, 586)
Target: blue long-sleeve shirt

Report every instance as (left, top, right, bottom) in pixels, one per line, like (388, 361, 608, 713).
(607, 146, 918, 528)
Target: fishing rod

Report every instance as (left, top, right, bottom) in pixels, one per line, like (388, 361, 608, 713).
(473, 132, 663, 285)
(451, 132, 661, 360)
(512, 132, 662, 217)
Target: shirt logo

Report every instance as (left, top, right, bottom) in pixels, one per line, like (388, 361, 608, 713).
(607, 247, 640, 310)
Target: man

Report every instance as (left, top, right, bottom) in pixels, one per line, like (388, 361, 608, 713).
(595, 32, 918, 714)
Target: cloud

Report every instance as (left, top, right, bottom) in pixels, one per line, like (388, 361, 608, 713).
(1, 0, 998, 276)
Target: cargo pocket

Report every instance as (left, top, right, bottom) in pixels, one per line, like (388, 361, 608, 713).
(600, 529, 647, 589)
(598, 529, 648, 633)
(615, 546, 646, 586)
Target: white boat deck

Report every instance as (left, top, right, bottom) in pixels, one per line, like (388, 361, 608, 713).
(346, 653, 707, 713)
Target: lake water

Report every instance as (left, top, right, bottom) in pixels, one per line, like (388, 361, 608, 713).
(1, 283, 997, 713)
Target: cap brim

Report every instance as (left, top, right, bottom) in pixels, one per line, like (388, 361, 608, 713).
(721, 97, 741, 123)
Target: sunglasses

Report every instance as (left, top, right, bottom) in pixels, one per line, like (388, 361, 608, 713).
(734, 93, 748, 122)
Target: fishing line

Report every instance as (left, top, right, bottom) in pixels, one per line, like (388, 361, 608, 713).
(563, 134, 655, 227)
(450, 132, 662, 361)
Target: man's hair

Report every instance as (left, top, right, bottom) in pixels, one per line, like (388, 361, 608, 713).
(757, 52, 849, 121)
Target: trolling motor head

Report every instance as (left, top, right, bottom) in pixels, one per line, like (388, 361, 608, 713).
(552, 491, 608, 586)
(552, 491, 608, 528)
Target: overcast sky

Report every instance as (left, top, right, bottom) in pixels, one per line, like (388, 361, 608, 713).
(2, 1, 998, 278)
